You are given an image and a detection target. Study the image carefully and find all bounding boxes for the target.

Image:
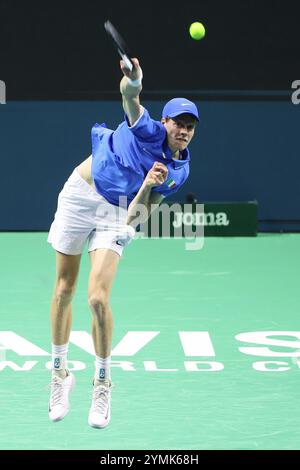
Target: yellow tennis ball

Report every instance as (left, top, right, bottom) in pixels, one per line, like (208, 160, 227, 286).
(189, 22, 205, 41)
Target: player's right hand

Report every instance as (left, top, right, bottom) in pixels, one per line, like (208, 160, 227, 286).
(120, 58, 142, 81)
(144, 162, 168, 188)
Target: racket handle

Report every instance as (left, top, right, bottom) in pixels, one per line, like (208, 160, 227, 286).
(119, 51, 133, 72)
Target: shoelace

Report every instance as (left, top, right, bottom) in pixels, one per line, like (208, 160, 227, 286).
(50, 376, 64, 407)
(91, 384, 111, 414)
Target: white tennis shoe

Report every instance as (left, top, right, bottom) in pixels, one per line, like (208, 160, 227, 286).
(48, 371, 75, 422)
(88, 382, 112, 428)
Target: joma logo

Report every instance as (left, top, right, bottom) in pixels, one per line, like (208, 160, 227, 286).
(173, 212, 230, 227)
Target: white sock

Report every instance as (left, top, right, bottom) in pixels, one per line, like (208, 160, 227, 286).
(52, 343, 68, 372)
(95, 355, 111, 383)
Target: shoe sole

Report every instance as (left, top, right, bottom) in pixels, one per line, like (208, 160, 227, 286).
(88, 419, 110, 429)
(88, 406, 111, 429)
(50, 409, 69, 422)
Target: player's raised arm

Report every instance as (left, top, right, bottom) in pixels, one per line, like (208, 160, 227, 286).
(120, 58, 143, 126)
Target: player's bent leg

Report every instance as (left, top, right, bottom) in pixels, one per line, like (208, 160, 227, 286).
(51, 251, 81, 344)
(87, 248, 120, 428)
(49, 251, 81, 422)
(88, 248, 119, 358)
(51, 251, 81, 345)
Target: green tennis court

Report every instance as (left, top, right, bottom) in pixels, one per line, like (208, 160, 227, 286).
(0, 232, 299, 450)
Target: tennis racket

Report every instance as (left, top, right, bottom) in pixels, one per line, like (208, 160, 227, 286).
(104, 20, 134, 71)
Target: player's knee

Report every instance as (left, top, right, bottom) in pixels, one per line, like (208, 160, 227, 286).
(54, 280, 76, 305)
(88, 290, 110, 315)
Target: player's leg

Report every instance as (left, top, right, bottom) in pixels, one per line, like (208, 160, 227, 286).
(48, 251, 81, 422)
(47, 168, 101, 422)
(51, 251, 81, 368)
(87, 247, 120, 428)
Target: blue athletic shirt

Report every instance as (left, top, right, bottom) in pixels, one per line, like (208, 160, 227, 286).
(91, 107, 190, 207)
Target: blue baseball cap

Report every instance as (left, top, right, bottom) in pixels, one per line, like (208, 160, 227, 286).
(162, 98, 199, 121)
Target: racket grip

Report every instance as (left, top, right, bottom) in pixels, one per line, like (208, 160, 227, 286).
(120, 52, 133, 72)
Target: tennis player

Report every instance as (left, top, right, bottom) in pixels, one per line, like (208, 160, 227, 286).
(47, 58, 199, 428)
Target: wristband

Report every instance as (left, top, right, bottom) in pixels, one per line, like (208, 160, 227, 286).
(127, 69, 143, 87)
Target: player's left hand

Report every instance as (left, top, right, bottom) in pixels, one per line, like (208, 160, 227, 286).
(144, 162, 168, 188)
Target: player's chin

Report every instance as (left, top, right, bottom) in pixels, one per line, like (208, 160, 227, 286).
(176, 140, 188, 150)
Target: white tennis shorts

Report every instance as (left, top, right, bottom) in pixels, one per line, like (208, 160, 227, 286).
(47, 169, 135, 256)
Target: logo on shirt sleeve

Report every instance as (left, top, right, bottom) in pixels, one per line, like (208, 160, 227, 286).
(166, 178, 176, 189)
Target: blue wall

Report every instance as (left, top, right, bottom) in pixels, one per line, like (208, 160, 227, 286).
(0, 100, 299, 231)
